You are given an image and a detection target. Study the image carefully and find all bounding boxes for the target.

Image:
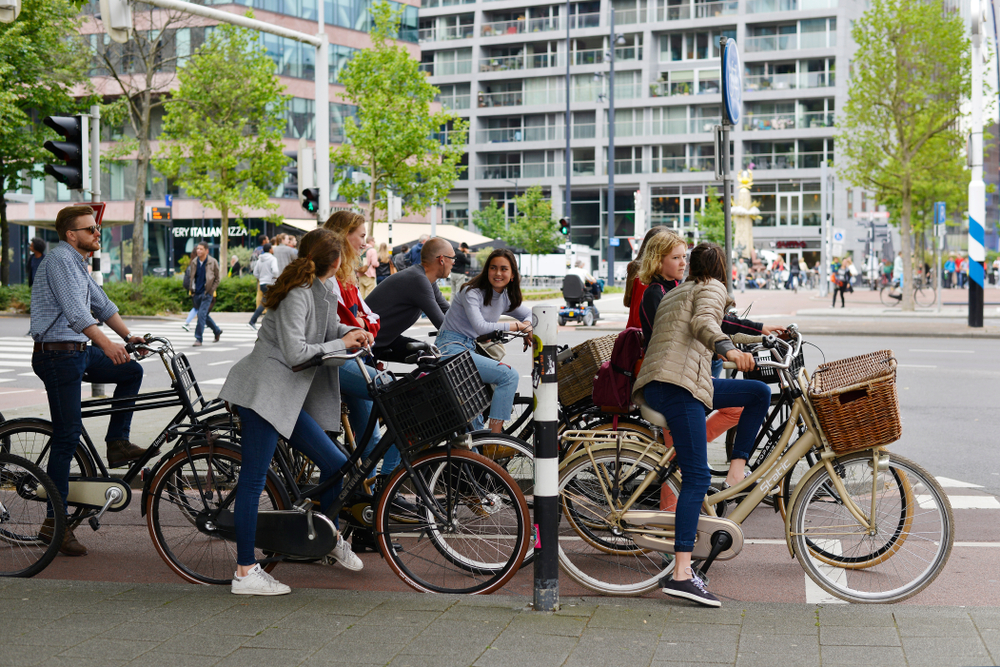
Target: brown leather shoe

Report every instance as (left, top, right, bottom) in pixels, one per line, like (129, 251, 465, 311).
(39, 518, 88, 557)
(106, 439, 147, 468)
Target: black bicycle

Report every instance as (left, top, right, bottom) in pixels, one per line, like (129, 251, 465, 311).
(0, 452, 65, 577)
(145, 341, 531, 595)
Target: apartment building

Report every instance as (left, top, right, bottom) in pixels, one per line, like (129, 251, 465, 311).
(6, 0, 418, 282)
(421, 0, 887, 273)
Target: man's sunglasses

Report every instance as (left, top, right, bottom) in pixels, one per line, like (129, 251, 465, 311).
(71, 225, 100, 235)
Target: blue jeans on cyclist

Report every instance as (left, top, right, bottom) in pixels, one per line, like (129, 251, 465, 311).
(32, 346, 143, 515)
(339, 362, 400, 476)
(643, 378, 770, 553)
(234, 406, 348, 567)
(435, 329, 519, 430)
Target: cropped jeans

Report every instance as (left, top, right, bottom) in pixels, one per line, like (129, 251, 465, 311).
(234, 407, 348, 566)
(643, 377, 770, 553)
(435, 329, 519, 423)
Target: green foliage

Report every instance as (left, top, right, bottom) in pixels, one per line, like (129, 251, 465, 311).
(228, 245, 252, 276)
(837, 0, 971, 309)
(155, 14, 288, 273)
(509, 186, 562, 259)
(0, 284, 32, 312)
(471, 199, 508, 240)
(177, 254, 191, 274)
(474, 246, 494, 267)
(101, 278, 188, 316)
(332, 1, 468, 234)
(695, 187, 726, 245)
(0, 0, 90, 285)
(214, 275, 258, 312)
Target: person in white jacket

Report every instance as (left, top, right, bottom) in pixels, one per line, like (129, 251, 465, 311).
(248, 244, 279, 330)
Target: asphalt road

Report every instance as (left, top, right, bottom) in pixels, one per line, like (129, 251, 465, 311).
(1, 315, 998, 605)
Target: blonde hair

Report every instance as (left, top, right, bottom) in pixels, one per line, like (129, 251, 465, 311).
(637, 231, 686, 284)
(377, 242, 390, 264)
(322, 210, 365, 285)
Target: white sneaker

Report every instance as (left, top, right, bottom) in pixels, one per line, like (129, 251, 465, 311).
(329, 535, 364, 571)
(231, 563, 291, 596)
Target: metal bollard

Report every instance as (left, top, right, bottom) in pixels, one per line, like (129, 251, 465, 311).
(531, 305, 559, 612)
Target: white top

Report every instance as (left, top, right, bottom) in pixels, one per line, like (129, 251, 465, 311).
(440, 285, 531, 338)
(253, 252, 279, 286)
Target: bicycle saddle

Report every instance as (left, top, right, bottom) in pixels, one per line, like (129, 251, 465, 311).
(633, 388, 668, 429)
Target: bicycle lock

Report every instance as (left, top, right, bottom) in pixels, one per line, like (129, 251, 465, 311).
(532, 306, 559, 611)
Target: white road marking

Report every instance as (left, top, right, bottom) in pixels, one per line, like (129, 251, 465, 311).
(936, 477, 984, 488)
(0, 389, 34, 396)
(0, 361, 31, 368)
(199, 378, 227, 385)
(804, 539, 848, 604)
(918, 494, 1000, 510)
(908, 349, 974, 354)
(208, 360, 234, 366)
(0, 378, 13, 383)
(0, 369, 12, 373)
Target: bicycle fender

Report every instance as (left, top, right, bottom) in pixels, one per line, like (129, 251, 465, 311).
(139, 440, 243, 517)
(783, 457, 829, 558)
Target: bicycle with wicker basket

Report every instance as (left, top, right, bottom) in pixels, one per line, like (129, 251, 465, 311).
(146, 341, 531, 595)
(556, 329, 954, 603)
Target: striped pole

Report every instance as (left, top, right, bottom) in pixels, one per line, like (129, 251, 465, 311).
(532, 305, 559, 612)
(970, 0, 985, 328)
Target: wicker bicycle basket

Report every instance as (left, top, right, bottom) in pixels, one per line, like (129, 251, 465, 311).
(557, 334, 617, 408)
(807, 349, 900, 454)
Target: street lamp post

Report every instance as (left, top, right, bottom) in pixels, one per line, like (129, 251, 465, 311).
(600, 13, 626, 287)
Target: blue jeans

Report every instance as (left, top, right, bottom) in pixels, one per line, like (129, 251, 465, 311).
(339, 362, 398, 476)
(643, 377, 770, 552)
(192, 293, 221, 342)
(436, 329, 519, 422)
(32, 346, 143, 513)
(248, 285, 269, 326)
(234, 407, 348, 566)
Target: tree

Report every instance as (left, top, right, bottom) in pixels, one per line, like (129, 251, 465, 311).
(332, 1, 468, 236)
(0, 0, 89, 285)
(91, 5, 200, 286)
(508, 185, 561, 276)
(470, 198, 507, 239)
(155, 15, 287, 273)
(837, 0, 971, 310)
(695, 187, 725, 245)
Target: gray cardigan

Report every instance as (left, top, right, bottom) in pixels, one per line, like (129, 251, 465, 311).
(219, 278, 357, 438)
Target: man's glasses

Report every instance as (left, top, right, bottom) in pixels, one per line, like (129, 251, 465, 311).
(439, 255, 456, 261)
(71, 225, 100, 235)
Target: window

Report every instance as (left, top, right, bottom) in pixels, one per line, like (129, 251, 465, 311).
(660, 28, 736, 62)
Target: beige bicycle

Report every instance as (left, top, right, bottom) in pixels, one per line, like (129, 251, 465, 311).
(556, 329, 954, 603)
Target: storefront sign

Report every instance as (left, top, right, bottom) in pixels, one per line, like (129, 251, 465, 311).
(172, 226, 249, 238)
(775, 240, 807, 249)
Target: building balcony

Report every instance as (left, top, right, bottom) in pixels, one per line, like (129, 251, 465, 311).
(479, 52, 559, 73)
(742, 111, 834, 131)
(657, 0, 739, 21)
(481, 16, 561, 37)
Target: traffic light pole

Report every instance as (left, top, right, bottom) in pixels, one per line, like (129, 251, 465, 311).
(90, 104, 107, 398)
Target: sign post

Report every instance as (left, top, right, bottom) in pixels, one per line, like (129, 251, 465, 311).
(720, 36, 742, 294)
(969, 0, 985, 326)
(934, 201, 945, 313)
(532, 306, 559, 612)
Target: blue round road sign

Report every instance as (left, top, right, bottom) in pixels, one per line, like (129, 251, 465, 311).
(722, 40, 742, 125)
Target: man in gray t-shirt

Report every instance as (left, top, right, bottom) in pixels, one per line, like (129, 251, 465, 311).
(366, 237, 454, 362)
(272, 235, 297, 274)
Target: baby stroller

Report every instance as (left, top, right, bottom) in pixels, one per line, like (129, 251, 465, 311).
(558, 274, 601, 326)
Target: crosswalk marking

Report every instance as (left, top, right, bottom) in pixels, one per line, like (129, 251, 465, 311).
(918, 494, 1000, 510)
(937, 476, 984, 488)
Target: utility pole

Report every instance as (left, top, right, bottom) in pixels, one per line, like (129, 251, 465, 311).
(969, 0, 985, 327)
(90, 104, 106, 398)
(605, 8, 618, 287)
(565, 0, 572, 272)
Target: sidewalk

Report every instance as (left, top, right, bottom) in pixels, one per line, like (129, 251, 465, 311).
(1, 578, 996, 667)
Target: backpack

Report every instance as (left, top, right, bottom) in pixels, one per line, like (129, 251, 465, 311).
(592, 327, 645, 410)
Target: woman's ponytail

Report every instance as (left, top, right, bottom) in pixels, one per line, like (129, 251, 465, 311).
(263, 229, 342, 309)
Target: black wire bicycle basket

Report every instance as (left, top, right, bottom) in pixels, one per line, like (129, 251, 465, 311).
(377, 351, 489, 454)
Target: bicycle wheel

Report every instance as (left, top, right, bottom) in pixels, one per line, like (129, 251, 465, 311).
(879, 285, 902, 307)
(0, 421, 96, 524)
(147, 443, 289, 586)
(375, 448, 530, 594)
(0, 453, 64, 578)
(471, 433, 535, 566)
(558, 447, 679, 595)
(914, 286, 936, 307)
(503, 394, 534, 441)
(790, 451, 953, 603)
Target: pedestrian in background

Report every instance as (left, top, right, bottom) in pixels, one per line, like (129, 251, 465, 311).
(408, 234, 428, 266)
(375, 242, 392, 285)
(186, 242, 223, 346)
(28, 237, 46, 287)
(832, 257, 852, 308)
(249, 243, 278, 330)
(272, 234, 297, 275)
(450, 242, 472, 295)
(391, 244, 410, 273)
(251, 234, 269, 310)
(228, 253, 242, 278)
(944, 256, 955, 289)
(358, 240, 379, 299)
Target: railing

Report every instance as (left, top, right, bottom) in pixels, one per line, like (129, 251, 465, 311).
(657, 0, 738, 20)
(613, 118, 645, 137)
(481, 16, 561, 36)
(438, 93, 471, 110)
(574, 123, 597, 139)
(573, 46, 642, 65)
(422, 0, 474, 7)
(421, 25, 474, 42)
(652, 155, 715, 172)
(743, 151, 830, 169)
(479, 53, 559, 72)
(800, 71, 834, 87)
(800, 30, 836, 48)
(419, 62, 433, 74)
(476, 125, 565, 143)
(568, 12, 601, 29)
(743, 111, 834, 131)
(746, 0, 836, 10)
(653, 80, 718, 97)
(475, 162, 589, 179)
(418, 27, 436, 43)
(614, 81, 643, 99)
(800, 110, 834, 128)
(478, 90, 523, 107)
(744, 34, 799, 52)
(604, 158, 646, 175)
(572, 161, 596, 176)
(438, 60, 473, 76)
(743, 71, 835, 91)
(613, 7, 645, 24)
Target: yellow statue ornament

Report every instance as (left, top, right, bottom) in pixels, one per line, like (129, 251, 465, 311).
(730, 170, 759, 263)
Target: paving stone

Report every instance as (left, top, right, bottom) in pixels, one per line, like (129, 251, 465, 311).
(563, 628, 658, 666)
(895, 616, 979, 637)
(664, 606, 746, 625)
(506, 613, 587, 636)
(474, 647, 574, 667)
(660, 621, 740, 644)
(653, 639, 738, 663)
(390, 650, 484, 667)
(156, 633, 249, 657)
(212, 647, 314, 667)
(270, 610, 357, 631)
(125, 654, 221, 667)
(97, 621, 184, 643)
(8, 627, 119, 648)
(553, 601, 599, 617)
(337, 621, 427, 644)
(0, 642, 63, 667)
(820, 645, 907, 664)
(901, 636, 991, 659)
(320, 636, 407, 663)
(737, 633, 819, 660)
(817, 609, 897, 627)
(819, 625, 901, 646)
(37, 657, 130, 667)
(243, 627, 339, 651)
(187, 614, 275, 636)
(587, 605, 665, 632)
(356, 609, 441, 628)
(489, 631, 579, 653)
(740, 615, 820, 635)
(57, 638, 160, 662)
(735, 653, 825, 667)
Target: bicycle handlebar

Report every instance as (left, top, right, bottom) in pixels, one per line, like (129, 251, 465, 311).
(731, 333, 763, 346)
(291, 346, 370, 372)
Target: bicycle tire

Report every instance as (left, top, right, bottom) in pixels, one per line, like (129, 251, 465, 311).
(375, 448, 530, 595)
(557, 447, 678, 595)
(790, 451, 953, 603)
(146, 443, 289, 586)
(503, 394, 535, 441)
(914, 287, 936, 307)
(879, 285, 901, 307)
(470, 433, 535, 566)
(0, 452, 65, 578)
(0, 420, 97, 525)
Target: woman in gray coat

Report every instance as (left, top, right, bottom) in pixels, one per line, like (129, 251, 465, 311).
(220, 228, 373, 596)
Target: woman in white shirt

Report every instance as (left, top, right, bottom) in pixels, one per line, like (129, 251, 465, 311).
(435, 248, 531, 434)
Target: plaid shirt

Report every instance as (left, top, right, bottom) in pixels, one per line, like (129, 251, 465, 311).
(29, 243, 118, 343)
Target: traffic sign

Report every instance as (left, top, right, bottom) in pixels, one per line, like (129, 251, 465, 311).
(609, 237, 620, 247)
(165, 194, 173, 208)
(721, 40, 742, 125)
(832, 228, 845, 243)
(934, 201, 946, 225)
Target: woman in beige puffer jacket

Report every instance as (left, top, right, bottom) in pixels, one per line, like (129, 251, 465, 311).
(632, 243, 771, 608)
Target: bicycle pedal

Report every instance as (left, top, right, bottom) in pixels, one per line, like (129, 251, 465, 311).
(88, 517, 100, 531)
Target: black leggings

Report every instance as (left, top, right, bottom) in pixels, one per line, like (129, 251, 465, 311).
(832, 285, 847, 307)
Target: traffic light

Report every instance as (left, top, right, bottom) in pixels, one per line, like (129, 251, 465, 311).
(43, 115, 88, 191)
(302, 188, 320, 213)
(559, 218, 570, 235)
(283, 150, 299, 199)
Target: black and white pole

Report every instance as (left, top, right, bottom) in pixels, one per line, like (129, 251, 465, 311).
(532, 305, 559, 612)
(90, 104, 107, 398)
